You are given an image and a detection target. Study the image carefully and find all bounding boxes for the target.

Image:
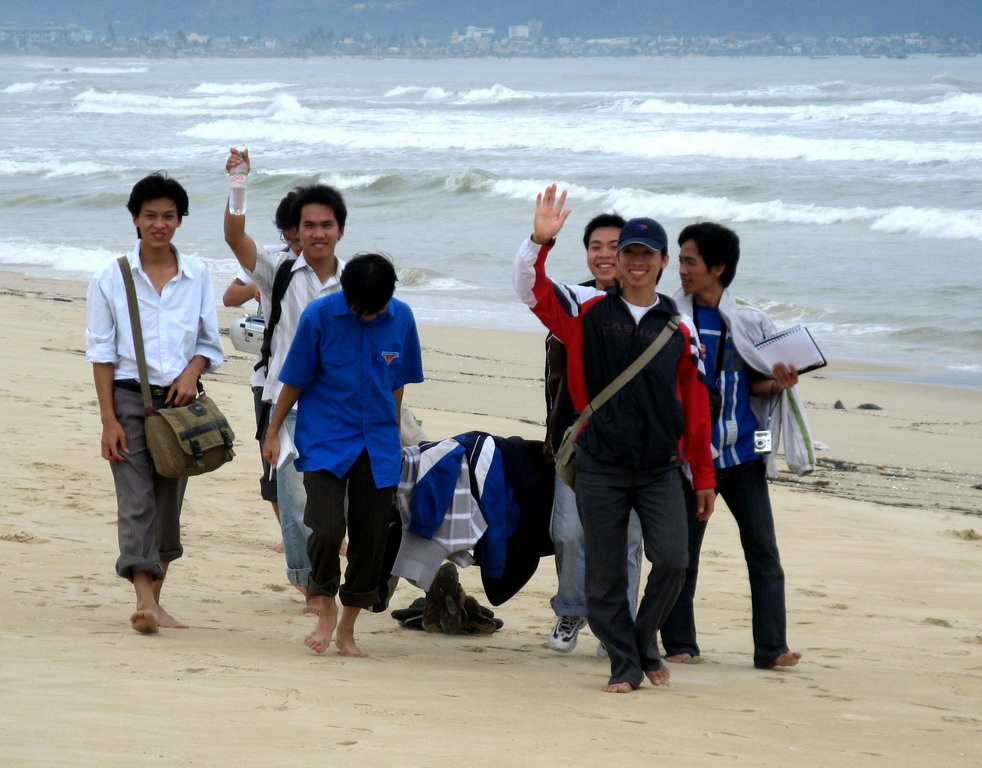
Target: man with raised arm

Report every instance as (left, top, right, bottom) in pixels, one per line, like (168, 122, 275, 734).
(87, 172, 223, 633)
(513, 185, 715, 693)
(222, 188, 303, 554)
(543, 212, 644, 656)
(223, 148, 347, 610)
(660, 221, 810, 670)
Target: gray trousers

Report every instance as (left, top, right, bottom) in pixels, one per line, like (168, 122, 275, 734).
(110, 387, 187, 581)
(575, 449, 688, 689)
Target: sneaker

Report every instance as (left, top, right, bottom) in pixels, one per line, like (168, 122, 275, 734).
(548, 615, 587, 653)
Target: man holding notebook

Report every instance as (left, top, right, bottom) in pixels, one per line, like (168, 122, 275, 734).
(660, 221, 814, 670)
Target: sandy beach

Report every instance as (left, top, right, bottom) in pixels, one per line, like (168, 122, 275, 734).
(1, 270, 979, 767)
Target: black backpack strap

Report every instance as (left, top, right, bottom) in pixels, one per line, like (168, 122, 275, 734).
(254, 257, 297, 375)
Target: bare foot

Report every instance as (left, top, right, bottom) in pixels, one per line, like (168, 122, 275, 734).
(602, 682, 635, 693)
(665, 653, 694, 664)
(294, 584, 318, 615)
(336, 627, 367, 658)
(305, 605, 338, 654)
(645, 666, 671, 687)
(129, 609, 159, 634)
(266, 541, 284, 553)
(762, 651, 801, 668)
(156, 606, 188, 629)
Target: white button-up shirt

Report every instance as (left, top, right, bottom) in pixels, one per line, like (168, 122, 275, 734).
(249, 246, 345, 405)
(235, 244, 291, 388)
(85, 244, 224, 386)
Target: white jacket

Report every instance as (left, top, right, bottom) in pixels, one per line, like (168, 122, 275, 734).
(674, 289, 816, 477)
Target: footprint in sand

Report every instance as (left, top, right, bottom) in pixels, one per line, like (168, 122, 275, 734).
(949, 528, 979, 541)
(1, 531, 48, 544)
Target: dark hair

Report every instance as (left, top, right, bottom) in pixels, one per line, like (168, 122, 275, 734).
(126, 172, 189, 219)
(290, 184, 347, 231)
(677, 222, 740, 287)
(274, 187, 304, 232)
(340, 253, 397, 316)
(582, 212, 626, 250)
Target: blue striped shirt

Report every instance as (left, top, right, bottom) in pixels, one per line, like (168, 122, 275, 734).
(695, 304, 760, 469)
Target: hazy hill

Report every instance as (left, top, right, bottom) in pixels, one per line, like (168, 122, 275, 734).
(3, 0, 980, 39)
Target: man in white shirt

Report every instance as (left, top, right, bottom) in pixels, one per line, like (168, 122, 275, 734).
(223, 148, 347, 609)
(86, 172, 224, 634)
(222, 189, 303, 553)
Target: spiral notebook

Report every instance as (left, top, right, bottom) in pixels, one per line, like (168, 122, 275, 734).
(754, 325, 827, 374)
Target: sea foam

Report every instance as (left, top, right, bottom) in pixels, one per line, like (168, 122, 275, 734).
(482, 179, 982, 242)
(191, 82, 294, 94)
(72, 88, 262, 115)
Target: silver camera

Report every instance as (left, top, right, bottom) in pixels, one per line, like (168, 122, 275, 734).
(230, 314, 265, 355)
(753, 430, 772, 455)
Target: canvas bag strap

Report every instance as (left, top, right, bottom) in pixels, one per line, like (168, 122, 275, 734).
(116, 256, 154, 411)
(568, 314, 681, 436)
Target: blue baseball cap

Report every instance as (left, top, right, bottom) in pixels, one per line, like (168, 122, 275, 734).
(618, 218, 668, 252)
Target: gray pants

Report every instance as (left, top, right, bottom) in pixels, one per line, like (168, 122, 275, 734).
(575, 449, 688, 689)
(110, 387, 187, 581)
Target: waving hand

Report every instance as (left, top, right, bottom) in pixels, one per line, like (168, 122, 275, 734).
(532, 184, 572, 245)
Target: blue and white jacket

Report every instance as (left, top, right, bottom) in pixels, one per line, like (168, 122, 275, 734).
(674, 289, 816, 477)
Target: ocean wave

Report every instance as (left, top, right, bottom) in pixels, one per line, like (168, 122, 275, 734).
(481, 179, 982, 242)
(444, 168, 501, 193)
(380, 83, 536, 104)
(315, 172, 385, 190)
(191, 82, 294, 95)
(383, 85, 452, 100)
(267, 92, 313, 118)
(0, 239, 122, 274)
(609, 129, 982, 165)
(931, 75, 977, 88)
(0, 159, 110, 178)
(183, 104, 982, 165)
(869, 206, 982, 241)
(2, 79, 73, 94)
(396, 267, 476, 291)
(71, 88, 263, 115)
(70, 66, 149, 74)
(605, 91, 982, 121)
(452, 84, 535, 103)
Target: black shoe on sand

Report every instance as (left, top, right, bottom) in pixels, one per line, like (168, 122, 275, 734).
(429, 563, 465, 634)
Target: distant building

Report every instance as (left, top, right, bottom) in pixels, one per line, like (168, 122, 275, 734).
(0, 22, 93, 48)
(464, 26, 495, 40)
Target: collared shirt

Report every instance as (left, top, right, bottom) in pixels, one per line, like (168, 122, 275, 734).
(248, 246, 345, 405)
(85, 244, 223, 386)
(279, 292, 424, 488)
(235, 244, 289, 388)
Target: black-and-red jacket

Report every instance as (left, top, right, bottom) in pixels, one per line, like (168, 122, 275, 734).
(514, 237, 714, 490)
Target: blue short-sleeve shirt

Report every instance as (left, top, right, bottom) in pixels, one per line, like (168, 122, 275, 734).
(278, 292, 424, 487)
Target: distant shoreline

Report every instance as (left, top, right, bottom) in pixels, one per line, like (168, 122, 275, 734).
(2, 52, 978, 61)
